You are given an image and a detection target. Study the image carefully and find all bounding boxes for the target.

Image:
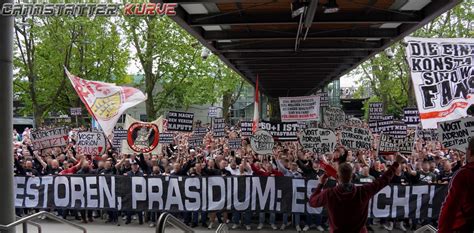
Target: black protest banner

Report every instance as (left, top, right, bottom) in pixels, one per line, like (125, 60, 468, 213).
(228, 139, 242, 150)
(159, 133, 174, 144)
(437, 117, 474, 150)
(318, 92, 329, 107)
(389, 121, 407, 139)
(299, 128, 337, 154)
(378, 115, 394, 133)
(369, 102, 383, 122)
(416, 124, 438, 141)
(76, 132, 107, 155)
(167, 111, 194, 132)
(259, 121, 298, 141)
(403, 107, 420, 128)
(378, 133, 399, 154)
(240, 121, 253, 137)
(405, 37, 474, 129)
(188, 136, 203, 148)
(193, 127, 208, 138)
(340, 126, 372, 150)
(112, 129, 127, 151)
(13, 175, 448, 219)
(369, 121, 379, 134)
(31, 127, 69, 150)
(323, 107, 346, 129)
(213, 118, 226, 138)
(398, 131, 416, 155)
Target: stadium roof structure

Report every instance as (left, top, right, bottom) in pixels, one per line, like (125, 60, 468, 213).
(163, 0, 461, 97)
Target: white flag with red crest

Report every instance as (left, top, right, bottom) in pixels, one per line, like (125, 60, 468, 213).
(66, 68, 147, 138)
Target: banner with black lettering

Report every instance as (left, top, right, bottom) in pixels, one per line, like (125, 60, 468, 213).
(13, 175, 447, 219)
(167, 111, 194, 132)
(279, 96, 320, 122)
(213, 118, 226, 138)
(76, 132, 106, 155)
(323, 107, 345, 129)
(31, 127, 69, 150)
(405, 37, 474, 129)
(403, 107, 420, 128)
(437, 117, 474, 150)
(299, 128, 337, 154)
(340, 126, 372, 150)
(258, 121, 298, 141)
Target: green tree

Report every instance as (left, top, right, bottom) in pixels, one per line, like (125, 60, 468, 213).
(352, 1, 473, 119)
(14, 16, 129, 125)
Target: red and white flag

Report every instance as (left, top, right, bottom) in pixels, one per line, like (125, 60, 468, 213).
(252, 75, 260, 133)
(65, 68, 147, 138)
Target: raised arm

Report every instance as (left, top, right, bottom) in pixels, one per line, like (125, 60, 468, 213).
(309, 174, 329, 208)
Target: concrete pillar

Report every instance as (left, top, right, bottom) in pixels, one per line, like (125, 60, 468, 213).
(0, 0, 16, 232)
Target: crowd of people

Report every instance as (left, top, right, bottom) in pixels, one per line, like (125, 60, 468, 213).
(12, 122, 464, 232)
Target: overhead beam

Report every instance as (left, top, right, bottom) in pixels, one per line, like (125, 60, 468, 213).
(217, 40, 381, 52)
(189, 12, 422, 26)
(204, 29, 397, 41)
(237, 63, 342, 69)
(232, 59, 359, 65)
(223, 51, 369, 59)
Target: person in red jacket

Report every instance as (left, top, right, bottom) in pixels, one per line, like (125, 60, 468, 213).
(438, 138, 474, 233)
(309, 154, 407, 233)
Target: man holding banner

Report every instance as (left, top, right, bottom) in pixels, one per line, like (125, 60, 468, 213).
(438, 137, 474, 233)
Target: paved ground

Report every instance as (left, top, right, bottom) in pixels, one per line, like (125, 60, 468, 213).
(16, 219, 414, 233)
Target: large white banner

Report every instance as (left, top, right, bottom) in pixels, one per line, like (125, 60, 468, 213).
(405, 37, 474, 129)
(279, 96, 320, 122)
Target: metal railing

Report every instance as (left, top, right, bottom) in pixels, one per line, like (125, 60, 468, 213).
(0, 211, 87, 233)
(15, 216, 42, 233)
(215, 223, 228, 233)
(414, 224, 437, 233)
(156, 213, 194, 233)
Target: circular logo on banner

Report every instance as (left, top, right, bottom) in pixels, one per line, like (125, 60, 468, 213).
(127, 122, 160, 153)
(250, 130, 274, 155)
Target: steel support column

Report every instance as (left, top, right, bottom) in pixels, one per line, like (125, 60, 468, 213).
(0, 0, 16, 232)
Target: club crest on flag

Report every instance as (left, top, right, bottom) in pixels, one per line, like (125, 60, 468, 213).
(91, 92, 121, 120)
(66, 68, 147, 138)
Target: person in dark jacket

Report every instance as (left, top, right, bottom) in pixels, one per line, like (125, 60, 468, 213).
(309, 154, 406, 233)
(125, 161, 144, 225)
(76, 162, 94, 223)
(438, 138, 474, 233)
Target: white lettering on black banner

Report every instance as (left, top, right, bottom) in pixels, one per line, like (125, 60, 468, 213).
(167, 111, 194, 132)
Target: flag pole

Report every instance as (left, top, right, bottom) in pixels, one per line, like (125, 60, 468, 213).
(0, 0, 16, 231)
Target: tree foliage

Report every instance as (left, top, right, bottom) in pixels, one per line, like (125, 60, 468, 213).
(14, 16, 129, 125)
(352, 1, 473, 119)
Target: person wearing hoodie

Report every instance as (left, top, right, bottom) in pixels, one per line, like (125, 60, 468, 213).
(438, 137, 474, 233)
(309, 154, 407, 233)
(275, 153, 305, 232)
